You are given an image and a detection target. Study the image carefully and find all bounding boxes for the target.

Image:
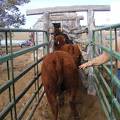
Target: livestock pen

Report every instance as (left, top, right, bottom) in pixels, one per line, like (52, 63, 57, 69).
(0, 28, 49, 120)
(0, 24, 120, 120)
(0, 4, 120, 119)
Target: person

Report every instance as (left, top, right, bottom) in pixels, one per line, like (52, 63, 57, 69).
(79, 39, 120, 103)
(52, 23, 73, 44)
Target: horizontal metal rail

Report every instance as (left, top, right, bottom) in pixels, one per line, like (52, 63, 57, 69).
(0, 57, 44, 94)
(94, 68, 120, 114)
(93, 23, 120, 31)
(0, 28, 49, 120)
(26, 90, 45, 120)
(17, 84, 43, 120)
(91, 23, 120, 120)
(0, 43, 48, 63)
(94, 75, 113, 116)
(0, 28, 47, 32)
(95, 44, 120, 60)
(103, 65, 120, 90)
(94, 76, 113, 120)
(0, 74, 41, 119)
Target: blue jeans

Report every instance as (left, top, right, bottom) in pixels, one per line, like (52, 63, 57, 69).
(116, 69, 120, 103)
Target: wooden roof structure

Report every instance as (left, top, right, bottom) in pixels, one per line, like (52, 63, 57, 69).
(26, 5, 110, 16)
(37, 13, 84, 21)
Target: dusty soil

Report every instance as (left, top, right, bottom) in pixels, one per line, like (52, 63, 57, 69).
(33, 87, 106, 120)
(0, 47, 106, 120)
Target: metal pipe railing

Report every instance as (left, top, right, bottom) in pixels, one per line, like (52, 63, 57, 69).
(0, 28, 47, 32)
(91, 23, 120, 120)
(0, 28, 49, 120)
(93, 23, 120, 31)
(0, 43, 48, 63)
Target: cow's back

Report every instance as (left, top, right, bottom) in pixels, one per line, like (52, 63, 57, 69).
(41, 51, 79, 93)
(60, 44, 83, 66)
(41, 51, 80, 120)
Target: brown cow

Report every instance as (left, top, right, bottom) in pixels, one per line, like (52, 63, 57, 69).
(54, 34, 87, 80)
(41, 51, 80, 120)
(60, 44, 84, 66)
(53, 34, 84, 66)
(54, 34, 66, 50)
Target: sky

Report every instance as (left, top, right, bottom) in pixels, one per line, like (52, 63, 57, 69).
(19, 0, 120, 28)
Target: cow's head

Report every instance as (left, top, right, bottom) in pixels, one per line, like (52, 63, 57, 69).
(54, 35, 66, 50)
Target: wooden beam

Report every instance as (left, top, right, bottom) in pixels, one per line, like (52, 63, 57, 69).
(50, 15, 84, 21)
(37, 13, 84, 21)
(26, 5, 110, 16)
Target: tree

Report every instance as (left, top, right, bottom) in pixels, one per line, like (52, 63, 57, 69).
(0, 0, 30, 28)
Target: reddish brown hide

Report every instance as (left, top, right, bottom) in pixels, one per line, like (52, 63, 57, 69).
(60, 44, 84, 66)
(53, 34, 83, 66)
(54, 34, 66, 50)
(41, 51, 80, 120)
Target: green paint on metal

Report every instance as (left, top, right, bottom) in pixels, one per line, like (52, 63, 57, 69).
(92, 23, 120, 120)
(0, 28, 49, 120)
(0, 43, 48, 63)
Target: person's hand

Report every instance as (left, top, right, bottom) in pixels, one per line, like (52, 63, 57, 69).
(79, 61, 92, 69)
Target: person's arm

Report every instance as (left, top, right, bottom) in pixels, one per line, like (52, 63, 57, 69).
(79, 52, 110, 69)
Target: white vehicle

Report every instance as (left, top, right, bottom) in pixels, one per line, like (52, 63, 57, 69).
(0, 40, 27, 47)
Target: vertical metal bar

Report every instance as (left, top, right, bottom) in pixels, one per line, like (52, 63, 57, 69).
(9, 31, 17, 120)
(114, 28, 118, 71)
(5, 31, 14, 120)
(100, 30, 103, 53)
(35, 32, 40, 99)
(33, 32, 37, 97)
(43, 32, 46, 55)
(45, 32, 49, 54)
(109, 28, 114, 120)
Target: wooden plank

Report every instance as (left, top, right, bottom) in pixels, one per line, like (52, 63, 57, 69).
(26, 5, 110, 16)
(50, 15, 84, 21)
(37, 13, 84, 21)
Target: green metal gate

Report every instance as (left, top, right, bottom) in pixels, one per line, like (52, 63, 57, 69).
(91, 24, 120, 120)
(0, 28, 49, 120)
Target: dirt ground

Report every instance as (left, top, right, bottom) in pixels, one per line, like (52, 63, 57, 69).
(33, 86, 106, 120)
(0, 47, 106, 120)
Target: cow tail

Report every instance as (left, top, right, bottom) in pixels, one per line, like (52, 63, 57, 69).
(56, 57, 64, 91)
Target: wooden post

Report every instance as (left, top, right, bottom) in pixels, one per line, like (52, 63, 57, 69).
(43, 12, 49, 31)
(75, 16, 82, 28)
(43, 12, 49, 55)
(87, 9, 96, 95)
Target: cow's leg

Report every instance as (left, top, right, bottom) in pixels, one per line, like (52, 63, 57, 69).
(46, 92, 58, 120)
(58, 94, 64, 107)
(69, 89, 80, 120)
